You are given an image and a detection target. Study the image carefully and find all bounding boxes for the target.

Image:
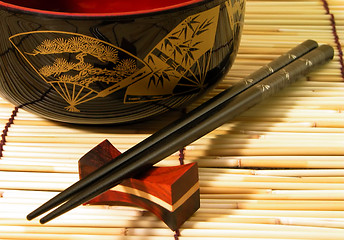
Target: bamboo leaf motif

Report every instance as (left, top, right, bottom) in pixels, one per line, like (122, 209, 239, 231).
(157, 15, 214, 69)
(192, 41, 202, 47)
(148, 75, 157, 88)
(195, 29, 207, 36)
(182, 27, 188, 39)
(130, 6, 220, 98)
(188, 51, 195, 61)
(172, 50, 177, 60)
(175, 46, 183, 55)
(162, 71, 169, 81)
(183, 53, 189, 64)
(164, 39, 171, 49)
(148, 55, 154, 64)
(158, 75, 164, 87)
(169, 35, 179, 39)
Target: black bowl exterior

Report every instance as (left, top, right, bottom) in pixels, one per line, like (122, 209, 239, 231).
(0, 0, 245, 124)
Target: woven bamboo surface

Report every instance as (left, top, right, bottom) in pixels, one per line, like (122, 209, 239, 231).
(1, 0, 344, 239)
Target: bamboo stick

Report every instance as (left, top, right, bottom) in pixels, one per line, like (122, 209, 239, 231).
(0, 190, 60, 199)
(199, 174, 344, 184)
(0, 233, 192, 240)
(243, 19, 344, 25)
(1, 216, 343, 229)
(245, 9, 326, 15)
(239, 109, 343, 118)
(0, 203, 145, 218)
(190, 216, 344, 229)
(197, 167, 344, 176)
(127, 228, 344, 239)
(246, 2, 322, 7)
(0, 182, 70, 191)
(0, 163, 77, 173)
(0, 233, 317, 240)
(0, 226, 126, 235)
(244, 15, 331, 21)
(2, 220, 344, 236)
(191, 208, 344, 219)
(0, 172, 77, 182)
(0, 156, 80, 164)
(242, 25, 339, 33)
(183, 146, 344, 157)
(0, 217, 162, 228)
(186, 155, 344, 168)
(3, 224, 342, 240)
(252, 169, 344, 177)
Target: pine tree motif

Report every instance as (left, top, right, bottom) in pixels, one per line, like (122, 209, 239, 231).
(25, 36, 137, 111)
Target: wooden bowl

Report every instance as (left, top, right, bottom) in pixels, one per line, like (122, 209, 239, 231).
(0, 0, 245, 124)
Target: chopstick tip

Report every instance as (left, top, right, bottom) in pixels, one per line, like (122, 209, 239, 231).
(26, 214, 34, 221)
(39, 217, 49, 224)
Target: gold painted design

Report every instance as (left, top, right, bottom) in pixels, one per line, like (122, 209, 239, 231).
(244, 78, 254, 85)
(300, 58, 313, 67)
(31, 38, 138, 88)
(125, 6, 220, 102)
(257, 84, 271, 92)
(9, 2, 243, 112)
(9, 32, 151, 112)
(282, 69, 290, 80)
(285, 53, 297, 60)
(225, 0, 245, 34)
(28, 36, 138, 111)
(265, 65, 274, 73)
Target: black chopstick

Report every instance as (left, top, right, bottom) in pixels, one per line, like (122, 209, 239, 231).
(27, 40, 326, 223)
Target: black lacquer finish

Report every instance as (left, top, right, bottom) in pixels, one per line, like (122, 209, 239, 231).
(0, 0, 245, 124)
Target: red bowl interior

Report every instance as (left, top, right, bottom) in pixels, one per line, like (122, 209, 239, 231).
(0, 0, 204, 16)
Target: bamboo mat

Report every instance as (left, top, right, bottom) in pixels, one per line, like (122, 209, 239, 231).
(1, 0, 344, 239)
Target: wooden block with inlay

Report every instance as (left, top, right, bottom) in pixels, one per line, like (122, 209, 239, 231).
(78, 139, 200, 231)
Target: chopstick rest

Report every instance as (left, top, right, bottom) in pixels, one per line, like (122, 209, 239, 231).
(78, 140, 199, 231)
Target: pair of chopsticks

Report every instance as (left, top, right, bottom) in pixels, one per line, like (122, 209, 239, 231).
(27, 40, 334, 224)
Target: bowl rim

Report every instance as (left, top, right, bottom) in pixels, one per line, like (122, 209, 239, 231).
(0, 0, 211, 18)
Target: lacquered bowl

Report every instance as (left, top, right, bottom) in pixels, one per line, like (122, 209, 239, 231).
(0, 0, 245, 124)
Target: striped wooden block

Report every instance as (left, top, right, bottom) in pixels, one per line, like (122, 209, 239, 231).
(78, 140, 200, 231)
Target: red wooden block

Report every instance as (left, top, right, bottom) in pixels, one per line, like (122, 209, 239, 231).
(78, 139, 200, 231)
